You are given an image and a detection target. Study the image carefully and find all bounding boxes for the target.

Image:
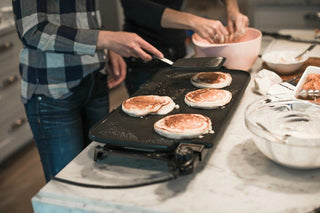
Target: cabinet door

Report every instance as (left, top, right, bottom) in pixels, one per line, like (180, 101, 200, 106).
(0, 27, 34, 164)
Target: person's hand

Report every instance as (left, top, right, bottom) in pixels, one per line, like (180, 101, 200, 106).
(107, 50, 127, 89)
(97, 31, 163, 62)
(227, 11, 249, 41)
(191, 16, 229, 43)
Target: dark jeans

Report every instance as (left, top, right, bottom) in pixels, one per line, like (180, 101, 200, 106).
(125, 45, 186, 95)
(24, 71, 109, 182)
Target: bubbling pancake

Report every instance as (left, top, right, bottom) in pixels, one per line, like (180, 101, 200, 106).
(191, 72, 232, 89)
(185, 88, 232, 109)
(122, 95, 176, 117)
(154, 114, 213, 139)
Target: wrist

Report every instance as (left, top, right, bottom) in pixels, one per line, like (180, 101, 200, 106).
(188, 14, 202, 32)
(225, 0, 240, 14)
(97, 31, 113, 50)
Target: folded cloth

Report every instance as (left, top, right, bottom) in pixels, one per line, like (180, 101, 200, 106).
(253, 69, 283, 95)
(267, 82, 295, 96)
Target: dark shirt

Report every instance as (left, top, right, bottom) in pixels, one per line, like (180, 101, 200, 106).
(121, 0, 186, 49)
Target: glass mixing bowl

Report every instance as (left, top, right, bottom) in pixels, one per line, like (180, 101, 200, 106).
(245, 95, 320, 169)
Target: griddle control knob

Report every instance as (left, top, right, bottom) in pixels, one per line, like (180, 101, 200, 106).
(175, 145, 194, 168)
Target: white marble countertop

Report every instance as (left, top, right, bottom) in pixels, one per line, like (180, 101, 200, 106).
(32, 34, 320, 213)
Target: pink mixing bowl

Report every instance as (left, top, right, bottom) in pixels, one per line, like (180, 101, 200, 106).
(192, 28, 262, 71)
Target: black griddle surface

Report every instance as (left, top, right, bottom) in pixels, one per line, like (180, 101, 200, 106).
(89, 68, 250, 152)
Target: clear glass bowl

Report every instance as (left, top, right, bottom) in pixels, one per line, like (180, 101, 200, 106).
(245, 95, 320, 169)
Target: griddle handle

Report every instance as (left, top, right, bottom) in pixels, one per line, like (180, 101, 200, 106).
(94, 145, 104, 161)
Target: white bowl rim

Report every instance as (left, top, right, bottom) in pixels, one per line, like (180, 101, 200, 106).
(192, 27, 262, 48)
(262, 50, 309, 65)
(245, 95, 320, 148)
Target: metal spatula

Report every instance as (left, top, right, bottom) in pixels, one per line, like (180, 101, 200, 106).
(294, 44, 316, 61)
(153, 56, 226, 69)
(153, 56, 174, 65)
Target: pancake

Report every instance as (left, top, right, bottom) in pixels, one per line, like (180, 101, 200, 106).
(122, 95, 176, 117)
(191, 72, 232, 88)
(154, 114, 213, 139)
(185, 88, 232, 109)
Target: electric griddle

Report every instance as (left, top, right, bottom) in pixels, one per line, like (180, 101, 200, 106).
(89, 64, 250, 177)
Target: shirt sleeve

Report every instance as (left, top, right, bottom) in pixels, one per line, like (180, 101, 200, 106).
(120, 0, 166, 29)
(12, 0, 99, 56)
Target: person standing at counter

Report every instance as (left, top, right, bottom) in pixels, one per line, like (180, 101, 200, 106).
(12, 0, 163, 182)
(108, 0, 249, 94)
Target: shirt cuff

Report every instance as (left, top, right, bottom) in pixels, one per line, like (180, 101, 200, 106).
(74, 29, 100, 56)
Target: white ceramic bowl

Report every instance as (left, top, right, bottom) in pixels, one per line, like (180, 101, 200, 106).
(262, 50, 308, 74)
(294, 65, 320, 103)
(245, 95, 320, 169)
(192, 28, 262, 71)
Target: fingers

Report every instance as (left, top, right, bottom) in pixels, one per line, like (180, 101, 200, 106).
(114, 57, 126, 80)
(111, 59, 120, 77)
(227, 19, 235, 35)
(219, 25, 229, 36)
(229, 13, 249, 39)
(206, 36, 215, 44)
(138, 39, 164, 60)
(109, 51, 121, 76)
(107, 54, 127, 89)
(108, 50, 126, 78)
(133, 47, 153, 61)
(108, 77, 117, 89)
(127, 37, 163, 62)
(118, 57, 127, 80)
(106, 32, 163, 62)
(211, 29, 228, 43)
(236, 15, 249, 35)
(210, 21, 229, 43)
(108, 68, 126, 89)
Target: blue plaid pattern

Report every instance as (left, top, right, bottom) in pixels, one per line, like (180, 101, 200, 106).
(12, 0, 106, 102)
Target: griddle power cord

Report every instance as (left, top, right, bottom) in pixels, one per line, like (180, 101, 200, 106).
(50, 174, 177, 189)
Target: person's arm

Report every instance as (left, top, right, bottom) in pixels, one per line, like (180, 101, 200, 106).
(13, 0, 163, 61)
(121, 0, 228, 43)
(97, 31, 162, 61)
(161, 9, 229, 43)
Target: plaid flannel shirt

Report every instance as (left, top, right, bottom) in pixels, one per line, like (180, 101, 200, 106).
(12, 0, 106, 103)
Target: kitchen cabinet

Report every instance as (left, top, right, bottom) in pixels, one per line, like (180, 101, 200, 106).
(0, 22, 33, 164)
(244, 0, 320, 31)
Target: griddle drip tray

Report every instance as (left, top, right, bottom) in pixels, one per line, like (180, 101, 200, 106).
(94, 143, 206, 177)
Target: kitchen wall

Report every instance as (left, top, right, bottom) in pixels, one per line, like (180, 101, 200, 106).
(245, 0, 320, 31)
(100, 0, 319, 33)
(100, 0, 124, 31)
